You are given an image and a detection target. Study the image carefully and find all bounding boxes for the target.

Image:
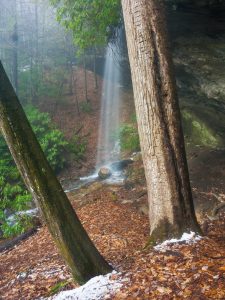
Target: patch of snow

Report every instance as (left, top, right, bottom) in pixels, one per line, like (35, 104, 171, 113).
(48, 271, 125, 300)
(154, 231, 202, 251)
(17, 272, 28, 281)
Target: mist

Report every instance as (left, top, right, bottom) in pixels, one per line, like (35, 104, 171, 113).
(0, 0, 76, 105)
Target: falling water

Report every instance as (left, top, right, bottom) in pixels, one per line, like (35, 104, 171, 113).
(64, 36, 123, 191)
(96, 42, 122, 168)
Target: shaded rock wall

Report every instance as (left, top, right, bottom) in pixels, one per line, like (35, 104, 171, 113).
(167, 0, 225, 10)
(168, 7, 225, 147)
(90, 4, 225, 148)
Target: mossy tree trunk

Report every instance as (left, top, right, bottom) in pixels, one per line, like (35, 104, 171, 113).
(0, 61, 112, 283)
(122, 0, 201, 243)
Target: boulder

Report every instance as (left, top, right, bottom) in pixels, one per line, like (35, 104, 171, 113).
(98, 167, 112, 179)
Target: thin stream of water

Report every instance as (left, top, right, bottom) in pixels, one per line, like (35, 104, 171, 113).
(96, 42, 122, 168)
(64, 39, 124, 191)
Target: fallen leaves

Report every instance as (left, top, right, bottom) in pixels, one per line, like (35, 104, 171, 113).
(0, 195, 225, 299)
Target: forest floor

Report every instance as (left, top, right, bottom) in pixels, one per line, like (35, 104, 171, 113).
(0, 186, 225, 299)
(1, 69, 225, 299)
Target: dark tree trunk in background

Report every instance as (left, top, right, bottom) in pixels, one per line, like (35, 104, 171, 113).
(33, 0, 39, 102)
(69, 60, 73, 95)
(72, 68, 80, 116)
(0, 61, 112, 283)
(67, 39, 74, 96)
(93, 47, 98, 89)
(122, 0, 201, 243)
(83, 55, 88, 102)
(12, 0, 18, 94)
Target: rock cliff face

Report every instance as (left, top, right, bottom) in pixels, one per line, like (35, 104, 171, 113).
(90, 2, 225, 149)
(168, 6, 225, 147)
(167, 0, 225, 10)
(117, 3, 225, 148)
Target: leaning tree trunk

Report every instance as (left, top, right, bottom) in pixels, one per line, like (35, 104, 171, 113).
(122, 0, 201, 243)
(0, 61, 112, 283)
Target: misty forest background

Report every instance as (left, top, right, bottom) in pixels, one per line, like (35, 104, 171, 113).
(1, 0, 225, 299)
(0, 0, 133, 238)
(0, 0, 99, 237)
(1, 0, 225, 238)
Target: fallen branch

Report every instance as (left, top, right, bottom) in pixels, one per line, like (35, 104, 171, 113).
(75, 125, 83, 135)
(0, 227, 39, 253)
(212, 202, 225, 216)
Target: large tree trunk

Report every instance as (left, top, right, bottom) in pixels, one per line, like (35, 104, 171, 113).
(0, 61, 112, 283)
(122, 0, 200, 243)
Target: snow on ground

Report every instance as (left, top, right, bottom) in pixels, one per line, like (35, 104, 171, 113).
(154, 232, 202, 252)
(48, 271, 125, 300)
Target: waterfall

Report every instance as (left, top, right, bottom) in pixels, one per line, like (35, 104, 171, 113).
(96, 41, 122, 168)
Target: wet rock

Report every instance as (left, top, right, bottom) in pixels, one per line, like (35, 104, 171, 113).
(110, 159, 133, 171)
(98, 167, 112, 179)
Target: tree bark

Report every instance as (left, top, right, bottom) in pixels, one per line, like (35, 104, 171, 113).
(0, 61, 112, 283)
(122, 0, 201, 243)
